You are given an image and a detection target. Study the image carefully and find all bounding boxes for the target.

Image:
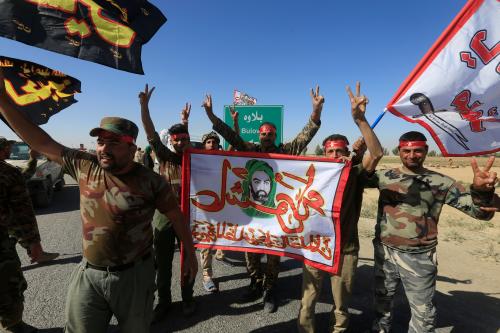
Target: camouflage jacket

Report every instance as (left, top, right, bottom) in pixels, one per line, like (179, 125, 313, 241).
(212, 116, 320, 155)
(148, 132, 183, 229)
(365, 167, 494, 252)
(61, 148, 176, 266)
(0, 160, 40, 249)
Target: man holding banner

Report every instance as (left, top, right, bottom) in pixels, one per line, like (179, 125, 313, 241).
(298, 82, 383, 333)
(202, 86, 324, 313)
(0, 72, 198, 333)
(366, 131, 496, 333)
(138, 85, 198, 320)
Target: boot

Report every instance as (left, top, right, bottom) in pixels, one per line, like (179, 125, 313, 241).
(241, 277, 263, 302)
(263, 288, 278, 313)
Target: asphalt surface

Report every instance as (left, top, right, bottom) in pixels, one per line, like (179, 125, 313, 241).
(18, 176, 499, 332)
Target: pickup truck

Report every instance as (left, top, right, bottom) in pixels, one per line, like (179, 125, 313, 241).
(6, 142, 65, 207)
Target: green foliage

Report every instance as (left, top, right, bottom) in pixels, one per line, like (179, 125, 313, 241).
(428, 150, 437, 157)
(392, 147, 399, 156)
(314, 144, 323, 156)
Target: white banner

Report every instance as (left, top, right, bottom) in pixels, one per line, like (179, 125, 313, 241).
(387, 0, 499, 156)
(182, 150, 350, 273)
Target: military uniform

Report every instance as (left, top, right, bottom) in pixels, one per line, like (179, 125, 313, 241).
(298, 163, 367, 333)
(365, 167, 494, 333)
(212, 116, 320, 292)
(147, 132, 195, 308)
(0, 158, 41, 330)
(62, 118, 178, 333)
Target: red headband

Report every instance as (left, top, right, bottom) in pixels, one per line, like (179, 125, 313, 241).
(324, 140, 348, 149)
(399, 140, 427, 148)
(170, 133, 190, 140)
(99, 131, 136, 144)
(259, 125, 276, 134)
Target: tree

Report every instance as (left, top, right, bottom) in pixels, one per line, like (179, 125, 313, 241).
(428, 150, 437, 157)
(314, 144, 323, 156)
(382, 147, 389, 156)
(392, 147, 399, 156)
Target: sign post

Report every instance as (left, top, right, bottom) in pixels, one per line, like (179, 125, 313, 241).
(223, 105, 283, 149)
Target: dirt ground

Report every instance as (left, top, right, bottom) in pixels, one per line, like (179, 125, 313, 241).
(357, 156, 500, 332)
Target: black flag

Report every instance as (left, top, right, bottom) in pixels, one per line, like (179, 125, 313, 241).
(0, 56, 81, 125)
(0, 0, 166, 74)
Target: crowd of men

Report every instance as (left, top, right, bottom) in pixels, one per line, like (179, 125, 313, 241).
(0, 69, 498, 333)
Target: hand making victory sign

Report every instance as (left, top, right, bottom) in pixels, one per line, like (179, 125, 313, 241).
(346, 81, 369, 123)
(470, 156, 499, 212)
(310, 85, 324, 123)
(181, 102, 191, 125)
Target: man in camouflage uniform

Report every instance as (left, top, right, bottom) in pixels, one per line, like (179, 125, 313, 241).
(202, 86, 325, 313)
(0, 75, 198, 333)
(139, 85, 197, 320)
(298, 82, 384, 333)
(365, 131, 497, 333)
(0, 138, 58, 333)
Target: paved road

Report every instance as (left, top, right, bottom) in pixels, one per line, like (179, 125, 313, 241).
(18, 176, 499, 332)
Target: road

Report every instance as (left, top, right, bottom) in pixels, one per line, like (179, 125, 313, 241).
(18, 176, 499, 332)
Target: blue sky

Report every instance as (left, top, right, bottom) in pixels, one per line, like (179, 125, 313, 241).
(0, 0, 467, 153)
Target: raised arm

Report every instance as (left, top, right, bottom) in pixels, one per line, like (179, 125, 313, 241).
(444, 157, 496, 220)
(283, 86, 323, 155)
(346, 82, 383, 172)
(0, 70, 64, 164)
(139, 84, 157, 141)
(139, 84, 181, 165)
(202, 94, 251, 151)
(180, 102, 191, 130)
(310, 85, 325, 124)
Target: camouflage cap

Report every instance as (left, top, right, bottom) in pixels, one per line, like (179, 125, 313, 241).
(0, 136, 16, 149)
(201, 131, 220, 144)
(89, 117, 139, 142)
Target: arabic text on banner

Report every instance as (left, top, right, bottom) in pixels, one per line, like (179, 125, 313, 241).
(386, 0, 499, 156)
(0, 56, 81, 126)
(0, 0, 166, 74)
(182, 150, 351, 274)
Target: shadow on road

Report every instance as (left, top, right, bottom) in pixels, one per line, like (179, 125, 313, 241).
(22, 254, 82, 272)
(35, 185, 80, 216)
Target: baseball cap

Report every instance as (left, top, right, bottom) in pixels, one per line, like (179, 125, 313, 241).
(89, 117, 139, 142)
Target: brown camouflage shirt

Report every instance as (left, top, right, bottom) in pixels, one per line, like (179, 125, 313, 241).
(0, 160, 40, 249)
(365, 167, 494, 252)
(212, 116, 320, 155)
(148, 132, 183, 230)
(61, 148, 176, 266)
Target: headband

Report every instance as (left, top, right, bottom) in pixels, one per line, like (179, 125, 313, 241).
(170, 133, 190, 140)
(99, 131, 136, 144)
(259, 125, 276, 134)
(324, 140, 348, 149)
(399, 140, 427, 148)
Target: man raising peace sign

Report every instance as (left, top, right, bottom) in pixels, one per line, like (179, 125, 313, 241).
(365, 131, 497, 333)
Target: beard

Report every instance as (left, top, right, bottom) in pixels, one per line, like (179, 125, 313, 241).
(98, 153, 122, 172)
(251, 188, 269, 204)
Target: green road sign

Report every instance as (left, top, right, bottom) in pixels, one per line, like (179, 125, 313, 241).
(223, 105, 283, 149)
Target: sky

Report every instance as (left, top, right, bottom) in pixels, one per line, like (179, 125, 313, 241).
(0, 0, 468, 154)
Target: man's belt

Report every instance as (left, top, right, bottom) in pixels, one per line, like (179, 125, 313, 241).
(85, 252, 151, 272)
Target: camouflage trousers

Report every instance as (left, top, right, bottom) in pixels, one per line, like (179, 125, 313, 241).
(0, 236, 26, 330)
(297, 253, 358, 333)
(199, 248, 225, 278)
(245, 252, 280, 290)
(153, 222, 194, 305)
(373, 240, 437, 333)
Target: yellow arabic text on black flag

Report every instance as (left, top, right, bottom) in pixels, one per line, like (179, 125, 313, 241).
(0, 0, 167, 74)
(0, 56, 81, 125)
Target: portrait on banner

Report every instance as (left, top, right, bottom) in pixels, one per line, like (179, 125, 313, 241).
(183, 149, 351, 273)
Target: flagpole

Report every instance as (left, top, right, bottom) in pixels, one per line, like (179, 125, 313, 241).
(371, 108, 387, 129)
